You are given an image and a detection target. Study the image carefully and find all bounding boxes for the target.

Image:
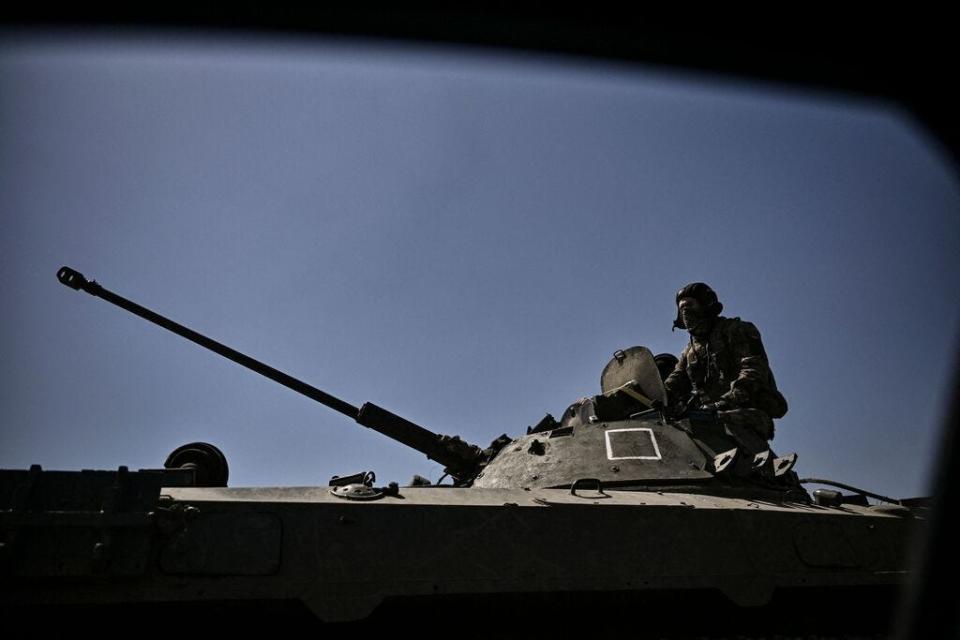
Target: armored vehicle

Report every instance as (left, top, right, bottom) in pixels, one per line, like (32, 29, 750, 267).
(0, 268, 927, 636)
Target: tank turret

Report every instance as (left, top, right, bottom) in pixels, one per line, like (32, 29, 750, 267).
(57, 267, 802, 500)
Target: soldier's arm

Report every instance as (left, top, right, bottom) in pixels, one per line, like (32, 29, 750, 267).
(720, 321, 772, 408)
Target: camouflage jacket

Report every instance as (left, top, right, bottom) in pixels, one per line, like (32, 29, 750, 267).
(663, 316, 788, 418)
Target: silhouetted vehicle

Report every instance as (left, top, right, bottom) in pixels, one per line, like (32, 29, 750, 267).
(0, 267, 926, 636)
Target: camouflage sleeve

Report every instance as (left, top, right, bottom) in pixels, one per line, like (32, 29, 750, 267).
(720, 320, 772, 408)
(663, 348, 691, 407)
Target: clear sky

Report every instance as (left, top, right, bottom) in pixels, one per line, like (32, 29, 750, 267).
(1, 30, 957, 500)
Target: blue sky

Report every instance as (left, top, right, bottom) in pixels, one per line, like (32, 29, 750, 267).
(1, 31, 957, 500)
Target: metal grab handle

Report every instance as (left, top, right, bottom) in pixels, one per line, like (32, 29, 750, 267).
(570, 478, 606, 497)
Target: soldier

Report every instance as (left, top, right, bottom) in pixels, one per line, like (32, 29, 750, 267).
(663, 283, 787, 442)
(653, 353, 679, 382)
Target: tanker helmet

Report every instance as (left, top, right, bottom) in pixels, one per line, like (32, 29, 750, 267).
(672, 282, 723, 330)
(653, 353, 680, 381)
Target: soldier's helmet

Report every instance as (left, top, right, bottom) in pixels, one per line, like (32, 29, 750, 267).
(673, 282, 723, 329)
(653, 353, 679, 381)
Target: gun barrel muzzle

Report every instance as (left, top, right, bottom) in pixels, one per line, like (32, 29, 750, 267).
(57, 266, 88, 290)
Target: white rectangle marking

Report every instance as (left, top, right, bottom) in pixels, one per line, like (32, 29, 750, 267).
(605, 427, 662, 461)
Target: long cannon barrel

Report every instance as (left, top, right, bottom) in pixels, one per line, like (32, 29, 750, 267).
(56, 266, 484, 480)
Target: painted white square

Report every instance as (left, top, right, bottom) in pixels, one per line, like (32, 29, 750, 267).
(605, 427, 662, 461)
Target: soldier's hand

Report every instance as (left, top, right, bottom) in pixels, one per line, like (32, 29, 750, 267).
(698, 400, 729, 412)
